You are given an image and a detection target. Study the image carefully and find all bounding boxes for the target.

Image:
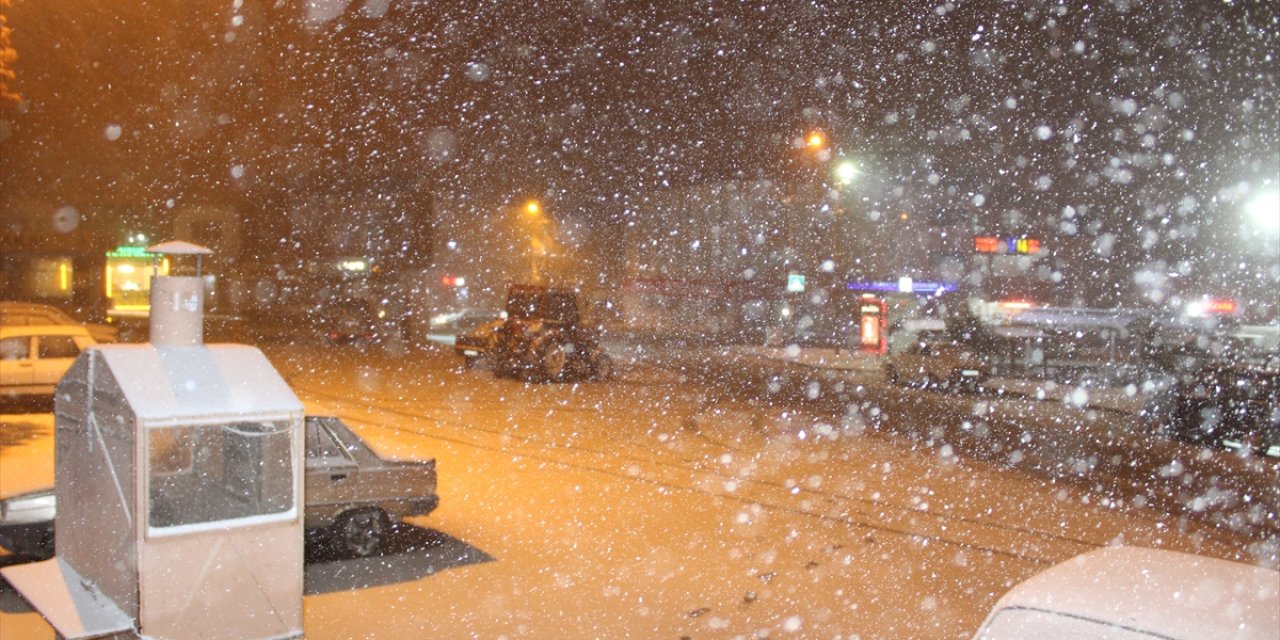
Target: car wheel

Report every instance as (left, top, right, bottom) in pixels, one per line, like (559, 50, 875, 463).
(463, 355, 479, 369)
(885, 366, 899, 385)
(492, 355, 516, 379)
(591, 353, 614, 381)
(539, 339, 569, 381)
(334, 508, 390, 558)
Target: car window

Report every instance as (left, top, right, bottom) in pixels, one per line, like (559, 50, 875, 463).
(0, 336, 29, 360)
(36, 335, 80, 359)
(306, 418, 356, 464)
(545, 293, 579, 324)
(507, 291, 542, 320)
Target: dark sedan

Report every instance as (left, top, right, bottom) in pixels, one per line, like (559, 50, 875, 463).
(1143, 361, 1280, 459)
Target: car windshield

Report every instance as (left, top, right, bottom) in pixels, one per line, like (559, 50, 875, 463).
(1, 2, 1277, 639)
(505, 291, 546, 321)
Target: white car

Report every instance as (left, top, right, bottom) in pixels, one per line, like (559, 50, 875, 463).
(884, 332, 988, 392)
(0, 325, 97, 397)
(972, 546, 1280, 640)
(0, 301, 119, 343)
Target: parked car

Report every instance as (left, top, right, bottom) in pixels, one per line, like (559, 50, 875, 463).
(455, 318, 505, 368)
(0, 301, 118, 343)
(318, 301, 380, 346)
(1142, 361, 1280, 458)
(429, 307, 506, 336)
(883, 330, 988, 392)
(0, 325, 97, 398)
(971, 546, 1280, 639)
(0, 413, 438, 560)
(490, 284, 613, 382)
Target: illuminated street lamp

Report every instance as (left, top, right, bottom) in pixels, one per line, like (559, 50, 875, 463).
(806, 132, 825, 150)
(516, 198, 553, 284)
(834, 160, 859, 186)
(1245, 187, 1279, 233)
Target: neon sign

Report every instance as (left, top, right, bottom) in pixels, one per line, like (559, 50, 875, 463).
(975, 236, 1041, 255)
(846, 281, 956, 295)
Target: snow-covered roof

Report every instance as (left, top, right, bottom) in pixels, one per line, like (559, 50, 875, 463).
(146, 240, 213, 255)
(91, 343, 301, 422)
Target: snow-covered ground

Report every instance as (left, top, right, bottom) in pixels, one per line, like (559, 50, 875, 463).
(1, 344, 1272, 639)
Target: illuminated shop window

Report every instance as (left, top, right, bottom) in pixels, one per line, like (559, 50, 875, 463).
(23, 257, 74, 299)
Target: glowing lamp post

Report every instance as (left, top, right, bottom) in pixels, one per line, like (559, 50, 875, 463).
(519, 199, 553, 284)
(834, 160, 859, 186)
(1246, 188, 1279, 234)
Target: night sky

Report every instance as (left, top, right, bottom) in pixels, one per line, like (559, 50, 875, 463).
(1, 0, 1276, 306)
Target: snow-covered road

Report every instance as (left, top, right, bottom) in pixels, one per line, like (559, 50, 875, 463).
(2, 342, 1271, 639)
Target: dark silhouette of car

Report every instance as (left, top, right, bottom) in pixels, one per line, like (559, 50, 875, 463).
(455, 318, 505, 368)
(430, 307, 506, 337)
(316, 301, 381, 346)
(1142, 361, 1280, 458)
(0, 414, 438, 560)
(884, 331, 989, 393)
(489, 285, 613, 382)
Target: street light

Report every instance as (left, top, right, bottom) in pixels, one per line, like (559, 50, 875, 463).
(516, 199, 553, 284)
(834, 160, 859, 185)
(1245, 188, 1279, 233)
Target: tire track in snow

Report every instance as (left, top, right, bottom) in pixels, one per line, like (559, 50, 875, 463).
(295, 382, 1101, 566)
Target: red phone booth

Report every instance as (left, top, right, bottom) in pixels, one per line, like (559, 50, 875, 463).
(858, 295, 887, 353)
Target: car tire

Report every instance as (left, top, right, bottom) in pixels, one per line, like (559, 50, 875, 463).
(492, 355, 517, 379)
(885, 366, 899, 386)
(591, 353, 614, 381)
(538, 339, 569, 381)
(334, 507, 391, 558)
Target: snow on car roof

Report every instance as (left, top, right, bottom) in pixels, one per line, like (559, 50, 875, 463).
(0, 325, 92, 337)
(980, 546, 1280, 640)
(90, 343, 302, 422)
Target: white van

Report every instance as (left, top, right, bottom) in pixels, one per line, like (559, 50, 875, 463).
(972, 546, 1279, 640)
(887, 317, 947, 354)
(0, 325, 96, 397)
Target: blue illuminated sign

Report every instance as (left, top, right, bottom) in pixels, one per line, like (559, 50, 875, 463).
(846, 281, 956, 295)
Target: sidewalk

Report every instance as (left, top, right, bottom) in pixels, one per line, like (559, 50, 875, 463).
(724, 344, 1153, 414)
(983, 377, 1152, 414)
(728, 345, 885, 372)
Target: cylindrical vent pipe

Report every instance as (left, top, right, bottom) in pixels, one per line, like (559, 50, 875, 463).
(145, 241, 213, 347)
(149, 275, 204, 346)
